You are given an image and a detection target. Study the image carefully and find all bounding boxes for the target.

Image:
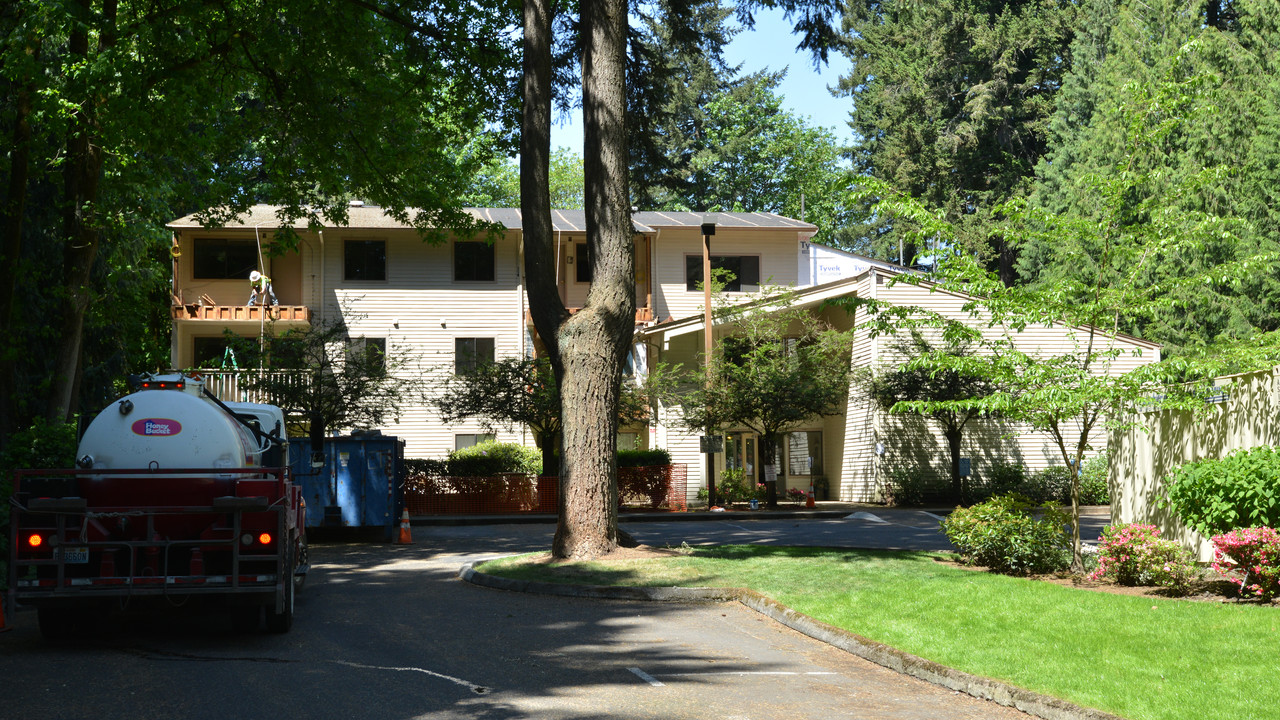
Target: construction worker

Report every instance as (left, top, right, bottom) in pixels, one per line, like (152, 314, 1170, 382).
(248, 270, 278, 306)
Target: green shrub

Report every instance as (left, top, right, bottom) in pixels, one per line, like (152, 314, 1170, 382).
(882, 463, 942, 506)
(972, 461, 1025, 503)
(940, 493, 1070, 575)
(721, 466, 757, 504)
(618, 448, 672, 468)
(1164, 446, 1280, 536)
(1078, 451, 1110, 505)
(447, 441, 541, 477)
(1089, 523, 1196, 595)
(1019, 465, 1073, 504)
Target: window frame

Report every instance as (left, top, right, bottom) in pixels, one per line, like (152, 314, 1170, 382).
(574, 241, 593, 284)
(454, 433, 497, 450)
(454, 241, 496, 282)
(684, 254, 761, 292)
(192, 238, 259, 280)
(343, 239, 387, 282)
(454, 337, 496, 375)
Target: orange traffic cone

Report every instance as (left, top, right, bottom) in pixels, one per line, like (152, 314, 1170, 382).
(806, 487, 816, 508)
(395, 507, 412, 545)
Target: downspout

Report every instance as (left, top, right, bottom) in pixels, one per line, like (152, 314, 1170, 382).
(318, 229, 325, 326)
(518, 229, 528, 448)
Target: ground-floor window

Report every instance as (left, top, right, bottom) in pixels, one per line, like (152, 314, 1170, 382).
(454, 433, 496, 451)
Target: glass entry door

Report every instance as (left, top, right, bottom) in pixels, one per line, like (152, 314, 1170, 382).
(725, 432, 757, 482)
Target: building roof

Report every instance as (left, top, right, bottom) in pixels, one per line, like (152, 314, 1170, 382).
(167, 205, 817, 234)
(637, 267, 1164, 351)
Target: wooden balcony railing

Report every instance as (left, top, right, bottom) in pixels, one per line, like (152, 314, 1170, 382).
(171, 304, 311, 323)
(192, 369, 309, 405)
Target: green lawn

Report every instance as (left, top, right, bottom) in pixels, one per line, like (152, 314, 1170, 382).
(482, 546, 1275, 720)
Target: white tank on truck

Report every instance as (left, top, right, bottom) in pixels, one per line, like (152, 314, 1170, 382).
(75, 374, 276, 473)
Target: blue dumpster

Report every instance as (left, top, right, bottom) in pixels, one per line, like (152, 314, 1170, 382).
(289, 434, 405, 541)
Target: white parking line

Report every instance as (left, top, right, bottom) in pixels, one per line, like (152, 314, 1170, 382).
(629, 667, 665, 686)
(331, 660, 492, 694)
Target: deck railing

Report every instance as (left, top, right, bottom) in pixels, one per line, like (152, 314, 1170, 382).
(193, 369, 310, 405)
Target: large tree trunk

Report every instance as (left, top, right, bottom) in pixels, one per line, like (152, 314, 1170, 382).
(550, 0, 634, 559)
(45, 0, 116, 424)
(45, 1, 109, 423)
(0, 55, 35, 444)
(760, 432, 780, 508)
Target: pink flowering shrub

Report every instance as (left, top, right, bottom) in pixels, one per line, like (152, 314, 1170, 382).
(1211, 527, 1280, 600)
(1089, 523, 1196, 595)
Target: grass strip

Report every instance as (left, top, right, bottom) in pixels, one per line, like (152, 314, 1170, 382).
(482, 546, 1274, 720)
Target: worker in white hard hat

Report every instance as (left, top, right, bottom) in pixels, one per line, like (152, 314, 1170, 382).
(247, 270, 278, 306)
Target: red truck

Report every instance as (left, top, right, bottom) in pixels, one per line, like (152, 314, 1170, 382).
(6, 374, 307, 638)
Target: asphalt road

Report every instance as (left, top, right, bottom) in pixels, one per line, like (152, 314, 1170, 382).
(0, 517, 1040, 720)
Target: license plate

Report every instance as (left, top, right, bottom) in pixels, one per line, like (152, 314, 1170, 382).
(58, 547, 89, 564)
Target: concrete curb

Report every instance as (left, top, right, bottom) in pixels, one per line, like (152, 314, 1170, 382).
(459, 562, 1125, 720)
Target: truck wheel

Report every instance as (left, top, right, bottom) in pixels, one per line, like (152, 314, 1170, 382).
(265, 546, 295, 634)
(294, 532, 308, 593)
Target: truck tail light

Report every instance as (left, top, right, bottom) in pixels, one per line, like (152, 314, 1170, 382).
(257, 532, 273, 546)
(26, 532, 46, 548)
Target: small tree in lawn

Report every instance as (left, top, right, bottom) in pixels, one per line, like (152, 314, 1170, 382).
(680, 288, 853, 508)
(870, 331, 997, 504)
(432, 356, 673, 477)
(856, 60, 1280, 572)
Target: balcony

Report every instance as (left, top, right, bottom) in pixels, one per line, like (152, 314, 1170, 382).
(171, 300, 311, 324)
(193, 369, 309, 405)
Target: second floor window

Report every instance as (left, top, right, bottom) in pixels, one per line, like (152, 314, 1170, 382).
(347, 337, 387, 374)
(345, 240, 386, 281)
(455, 337, 495, 375)
(455, 241, 495, 281)
(685, 255, 760, 292)
(193, 239, 258, 279)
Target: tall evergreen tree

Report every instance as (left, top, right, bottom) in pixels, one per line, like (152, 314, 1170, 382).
(1026, 0, 1280, 355)
(836, 0, 1077, 280)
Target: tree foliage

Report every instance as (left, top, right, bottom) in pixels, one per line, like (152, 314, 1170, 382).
(1025, 0, 1280, 356)
(462, 147, 587, 210)
(0, 0, 519, 449)
(855, 62, 1280, 572)
(837, 0, 1077, 278)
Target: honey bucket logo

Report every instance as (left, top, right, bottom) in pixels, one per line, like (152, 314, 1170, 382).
(132, 418, 182, 436)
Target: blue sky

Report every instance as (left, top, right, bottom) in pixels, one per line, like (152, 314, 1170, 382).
(550, 8, 854, 155)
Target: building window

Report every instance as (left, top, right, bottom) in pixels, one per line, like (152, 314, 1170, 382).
(454, 241, 495, 281)
(575, 242, 592, 283)
(455, 337, 495, 375)
(617, 432, 639, 451)
(685, 255, 760, 292)
(193, 238, 258, 279)
(455, 433, 496, 450)
(347, 337, 386, 373)
(344, 240, 386, 281)
(787, 431, 823, 476)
